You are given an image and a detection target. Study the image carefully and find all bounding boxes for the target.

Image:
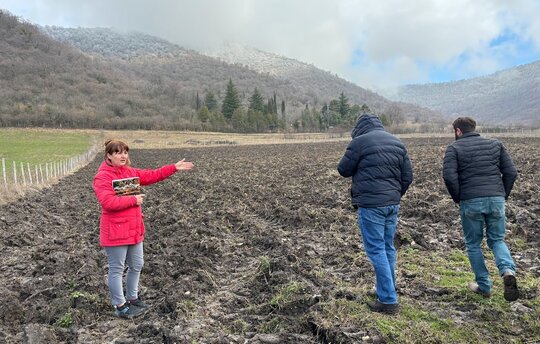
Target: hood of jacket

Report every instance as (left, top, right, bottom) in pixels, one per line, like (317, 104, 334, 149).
(351, 114, 384, 138)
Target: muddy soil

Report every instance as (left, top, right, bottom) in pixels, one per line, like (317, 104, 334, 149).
(0, 137, 538, 343)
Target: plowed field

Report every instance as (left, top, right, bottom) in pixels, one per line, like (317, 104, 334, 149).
(1, 137, 538, 343)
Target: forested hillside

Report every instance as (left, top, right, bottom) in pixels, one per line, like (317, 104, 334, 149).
(0, 11, 196, 130)
(389, 61, 540, 127)
(1, 10, 444, 132)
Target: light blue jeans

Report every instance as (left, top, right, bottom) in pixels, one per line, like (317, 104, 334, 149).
(104, 242, 144, 306)
(460, 197, 516, 293)
(358, 205, 400, 304)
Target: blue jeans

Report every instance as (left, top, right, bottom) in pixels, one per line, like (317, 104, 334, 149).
(358, 205, 399, 304)
(460, 197, 516, 293)
(104, 242, 144, 306)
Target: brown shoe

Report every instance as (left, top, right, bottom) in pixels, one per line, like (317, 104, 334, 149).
(503, 274, 519, 302)
(366, 300, 398, 314)
(468, 282, 491, 298)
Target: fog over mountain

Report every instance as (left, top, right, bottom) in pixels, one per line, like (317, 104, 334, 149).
(12, 7, 539, 132)
(205, 43, 326, 78)
(385, 61, 540, 127)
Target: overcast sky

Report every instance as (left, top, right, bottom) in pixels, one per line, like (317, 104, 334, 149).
(2, 0, 540, 91)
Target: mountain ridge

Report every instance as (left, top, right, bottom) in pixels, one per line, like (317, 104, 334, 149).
(39, 25, 443, 126)
(387, 60, 540, 126)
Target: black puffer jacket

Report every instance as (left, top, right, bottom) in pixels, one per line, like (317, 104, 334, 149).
(337, 114, 413, 208)
(442, 132, 517, 203)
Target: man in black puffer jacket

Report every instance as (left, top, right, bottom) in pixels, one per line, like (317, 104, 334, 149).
(443, 117, 519, 302)
(338, 114, 413, 314)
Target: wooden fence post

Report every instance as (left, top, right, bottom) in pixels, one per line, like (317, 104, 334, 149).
(20, 162, 26, 186)
(13, 161, 17, 187)
(27, 163, 33, 185)
(39, 164, 44, 184)
(2, 142, 99, 199)
(2, 158, 6, 190)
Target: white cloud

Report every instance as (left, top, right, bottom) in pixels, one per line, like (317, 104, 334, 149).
(1, 0, 540, 89)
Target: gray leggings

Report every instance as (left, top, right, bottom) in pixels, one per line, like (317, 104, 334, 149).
(104, 242, 144, 306)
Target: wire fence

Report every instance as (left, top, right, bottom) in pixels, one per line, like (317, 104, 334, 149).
(0, 143, 100, 203)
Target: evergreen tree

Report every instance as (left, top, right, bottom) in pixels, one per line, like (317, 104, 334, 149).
(301, 106, 317, 131)
(204, 91, 218, 112)
(292, 119, 300, 132)
(196, 91, 201, 111)
(198, 105, 210, 123)
(328, 99, 340, 114)
(247, 109, 269, 132)
(248, 88, 265, 113)
(231, 107, 248, 132)
(379, 114, 390, 126)
(266, 98, 273, 114)
(349, 104, 361, 125)
(320, 103, 330, 130)
(360, 104, 371, 114)
(222, 79, 241, 119)
(281, 100, 286, 127)
(338, 92, 350, 118)
(269, 113, 279, 131)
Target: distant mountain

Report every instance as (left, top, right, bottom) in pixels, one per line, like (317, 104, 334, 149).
(41, 26, 443, 125)
(387, 61, 540, 127)
(206, 43, 326, 78)
(203, 43, 443, 124)
(0, 9, 443, 131)
(42, 26, 193, 60)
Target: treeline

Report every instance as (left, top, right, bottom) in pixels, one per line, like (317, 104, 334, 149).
(294, 93, 406, 132)
(193, 80, 410, 133)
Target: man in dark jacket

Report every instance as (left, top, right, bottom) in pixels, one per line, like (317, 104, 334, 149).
(443, 117, 519, 301)
(338, 114, 413, 314)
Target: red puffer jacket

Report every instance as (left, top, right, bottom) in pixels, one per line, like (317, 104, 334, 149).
(93, 161, 177, 247)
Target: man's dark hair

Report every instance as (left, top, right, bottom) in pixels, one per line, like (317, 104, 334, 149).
(452, 117, 476, 133)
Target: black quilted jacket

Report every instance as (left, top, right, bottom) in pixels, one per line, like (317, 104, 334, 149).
(337, 114, 413, 208)
(442, 132, 517, 203)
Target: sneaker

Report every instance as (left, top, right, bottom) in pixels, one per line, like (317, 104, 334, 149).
(468, 282, 491, 298)
(366, 300, 398, 314)
(114, 303, 145, 319)
(127, 298, 149, 309)
(503, 274, 519, 302)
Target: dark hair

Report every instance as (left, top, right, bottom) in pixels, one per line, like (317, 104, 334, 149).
(104, 139, 130, 165)
(452, 117, 476, 133)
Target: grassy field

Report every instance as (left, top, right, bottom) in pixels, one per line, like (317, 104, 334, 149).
(0, 127, 348, 190)
(0, 128, 94, 165)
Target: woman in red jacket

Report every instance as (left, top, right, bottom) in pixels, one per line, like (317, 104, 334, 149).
(93, 139, 194, 319)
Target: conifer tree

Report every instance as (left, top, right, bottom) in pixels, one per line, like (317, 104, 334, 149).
(198, 106, 210, 122)
(222, 79, 241, 119)
(196, 91, 201, 111)
(338, 92, 350, 118)
(360, 104, 371, 114)
(248, 88, 265, 113)
(266, 98, 273, 114)
(205, 91, 218, 112)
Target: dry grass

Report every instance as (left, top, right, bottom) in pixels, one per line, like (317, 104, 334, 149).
(99, 130, 350, 149)
(102, 130, 540, 150)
